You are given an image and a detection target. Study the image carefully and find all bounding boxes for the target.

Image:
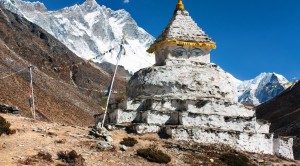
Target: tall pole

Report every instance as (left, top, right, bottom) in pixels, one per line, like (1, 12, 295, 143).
(29, 65, 36, 119)
(101, 35, 125, 128)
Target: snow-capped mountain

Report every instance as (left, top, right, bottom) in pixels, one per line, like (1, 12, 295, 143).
(0, 0, 155, 73)
(237, 73, 289, 106)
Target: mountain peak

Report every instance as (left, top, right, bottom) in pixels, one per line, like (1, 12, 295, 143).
(83, 0, 98, 5)
(85, 0, 96, 2)
(238, 72, 289, 106)
(81, 0, 99, 9)
(1, 0, 155, 73)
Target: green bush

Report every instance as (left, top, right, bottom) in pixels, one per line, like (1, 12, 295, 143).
(0, 116, 15, 136)
(137, 148, 171, 164)
(219, 152, 249, 166)
(120, 137, 138, 147)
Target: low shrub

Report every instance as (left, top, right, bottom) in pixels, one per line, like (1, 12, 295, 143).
(139, 136, 158, 142)
(0, 116, 15, 136)
(18, 151, 53, 165)
(115, 93, 127, 103)
(20, 158, 35, 165)
(55, 139, 66, 144)
(57, 150, 85, 166)
(47, 131, 57, 136)
(219, 152, 249, 166)
(137, 148, 171, 164)
(55, 164, 68, 166)
(120, 137, 138, 147)
(36, 151, 53, 162)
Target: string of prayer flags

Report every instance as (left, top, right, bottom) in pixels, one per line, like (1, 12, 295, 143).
(0, 68, 27, 80)
(38, 44, 121, 73)
(89, 46, 117, 60)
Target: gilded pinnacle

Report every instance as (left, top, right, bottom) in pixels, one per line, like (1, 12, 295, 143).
(176, 0, 184, 10)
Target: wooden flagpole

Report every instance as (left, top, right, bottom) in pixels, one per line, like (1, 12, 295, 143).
(29, 65, 36, 119)
(101, 34, 126, 128)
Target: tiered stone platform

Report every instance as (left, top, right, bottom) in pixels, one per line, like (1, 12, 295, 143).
(96, 95, 293, 159)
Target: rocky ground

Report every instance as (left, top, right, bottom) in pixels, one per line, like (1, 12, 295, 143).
(1, 113, 299, 166)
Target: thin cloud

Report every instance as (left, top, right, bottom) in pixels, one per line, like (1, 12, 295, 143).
(123, 0, 130, 3)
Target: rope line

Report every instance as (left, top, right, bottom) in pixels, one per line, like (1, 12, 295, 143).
(0, 68, 27, 80)
(39, 72, 103, 93)
(124, 39, 154, 66)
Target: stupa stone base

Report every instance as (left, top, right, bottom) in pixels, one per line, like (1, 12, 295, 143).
(95, 99, 294, 159)
(94, 63, 294, 159)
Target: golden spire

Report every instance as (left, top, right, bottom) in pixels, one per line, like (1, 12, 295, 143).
(176, 0, 185, 10)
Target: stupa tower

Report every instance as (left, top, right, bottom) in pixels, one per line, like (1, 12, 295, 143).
(96, 0, 294, 160)
(148, 0, 216, 65)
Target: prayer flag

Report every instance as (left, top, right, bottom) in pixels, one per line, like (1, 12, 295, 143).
(104, 85, 111, 96)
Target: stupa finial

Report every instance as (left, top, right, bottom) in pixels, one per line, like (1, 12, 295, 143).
(176, 0, 184, 10)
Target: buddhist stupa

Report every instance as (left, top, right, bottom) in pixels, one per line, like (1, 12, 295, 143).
(96, 0, 294, 160)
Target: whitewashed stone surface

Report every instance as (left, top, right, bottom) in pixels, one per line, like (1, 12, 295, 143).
(166, 126, 274, 155)
(153, 10, 215, 46)
(273, 137, 294, 159)
(135, 124, 161, 134)
(127, 63, 238, 102)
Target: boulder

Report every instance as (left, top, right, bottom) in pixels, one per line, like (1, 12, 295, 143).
(96, 141, 114, 151)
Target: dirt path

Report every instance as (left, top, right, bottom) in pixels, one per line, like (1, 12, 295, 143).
(0, 114, 181, 166)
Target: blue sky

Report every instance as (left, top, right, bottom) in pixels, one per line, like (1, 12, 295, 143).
(26, 0, 300, 81)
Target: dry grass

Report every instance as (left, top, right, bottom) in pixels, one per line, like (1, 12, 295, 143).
(219, 152, 250, 166)
(55, 139, 67, 144)
(17, 151, 53, 165)
(120, 137, 138, 147)
(57, 150, 86, 166)
(137, 144, 171, 164)
(0, 116, 15, 136)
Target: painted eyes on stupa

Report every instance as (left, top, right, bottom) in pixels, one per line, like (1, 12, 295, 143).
(190, 48, 204, 56)
(172, 47, 205, 57)
(172, 47, 187, 57)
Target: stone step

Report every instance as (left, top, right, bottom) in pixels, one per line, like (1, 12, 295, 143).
(110, 99, 255, 118)
(273, 136, 294, 159)
(179, 112, 270, 134)
(127, 122, 268, 137)
(98, 108, 269, 134)
(164, 125, 274, 155)
(139, 110, 179, 125)
(137, 109, 269, 134)
(164, 126, 294, 160)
